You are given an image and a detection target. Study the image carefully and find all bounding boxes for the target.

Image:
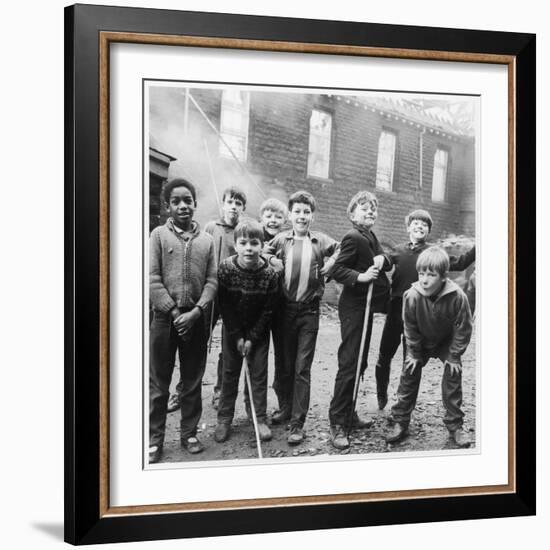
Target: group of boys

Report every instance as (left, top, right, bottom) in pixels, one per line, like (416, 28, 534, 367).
(148, 177, 475, 464)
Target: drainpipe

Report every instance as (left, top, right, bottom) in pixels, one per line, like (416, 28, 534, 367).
(419, 127, 426, 196)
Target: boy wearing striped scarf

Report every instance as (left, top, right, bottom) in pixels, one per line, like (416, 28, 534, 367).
(265, 191, 339, 445)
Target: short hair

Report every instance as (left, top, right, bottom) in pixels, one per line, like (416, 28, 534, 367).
(346, 190, 378, 220)
(259, 197, 288, 218)
(234, 219, 265, 244)
(416, 246, 450, 276)
(288, 190, 316, 213)
(222, 186, 247, 207)
(163, 178, 196, 203)
(406, 209, 433, 231)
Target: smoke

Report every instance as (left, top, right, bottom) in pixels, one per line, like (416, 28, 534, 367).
(149, 85, 289, 226)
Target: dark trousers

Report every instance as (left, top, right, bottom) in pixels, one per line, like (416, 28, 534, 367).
(329, 303, 374, 426)
(149, 310, 207, 447)
(376, 297, 406, 396)
(269, 308, 287, 410)
(217, 327, 269, 424)
(175, 302, 222, 396)
(277, 300, 320, 428)
(391, 359, 465, 431)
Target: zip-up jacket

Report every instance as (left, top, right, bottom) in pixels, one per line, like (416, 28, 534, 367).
(149, 219, 217, 314)
(403, 279, 473, 363)
(389, 243, 476, 298)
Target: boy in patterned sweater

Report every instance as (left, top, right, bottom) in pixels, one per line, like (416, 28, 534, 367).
(214, 220, 279, 443)
(264, 191, 339, 445)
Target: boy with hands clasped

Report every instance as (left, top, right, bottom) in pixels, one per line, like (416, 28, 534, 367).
(386, 246, 473, 448)
(148, 178, 217, 463)
(214, 220, 279, 443)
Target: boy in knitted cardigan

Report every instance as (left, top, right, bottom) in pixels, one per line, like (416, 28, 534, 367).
(214, 220, 279, 443)
(148, 178, 217, 463)
(386, 246, 473, 448)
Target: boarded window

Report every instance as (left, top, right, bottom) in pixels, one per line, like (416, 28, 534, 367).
(375, 130, 397, 190)
(307, 109, 332, 179)
(219, 89, 250, 162)
(431, 148, 449, 202)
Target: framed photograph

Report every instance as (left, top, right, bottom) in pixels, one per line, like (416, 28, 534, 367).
(65, 3, 536, 545)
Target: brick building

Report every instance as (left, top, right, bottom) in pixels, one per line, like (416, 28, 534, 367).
(149, 86, 476, 302)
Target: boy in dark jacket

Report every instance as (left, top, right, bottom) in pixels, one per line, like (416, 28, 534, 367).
(386, 246, 473, 447)
(148, 178, 217, 463)
(375, 210, 475, 409)
(328, 191, 391, 450)
(214, 220, 279, 443)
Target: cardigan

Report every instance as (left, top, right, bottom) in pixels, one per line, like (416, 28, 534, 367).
(149, 219, 217, 314)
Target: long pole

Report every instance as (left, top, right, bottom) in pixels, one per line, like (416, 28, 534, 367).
(188, 91, 266, 198)
(203, 137, 223, 352)
(243, 356, 263, 459)
(346, 283, 374, 437)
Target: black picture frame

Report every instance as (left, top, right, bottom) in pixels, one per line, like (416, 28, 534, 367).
(65, 3, 536, 545)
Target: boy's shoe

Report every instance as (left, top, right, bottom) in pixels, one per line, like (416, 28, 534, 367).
(450, 428, 471, 448)
(352, 412, 373, 429)
(211, 389, 220, 410)
(330, 425, 350, 450)
(271, 407, 291, 425)
(257, 423, 272, 442)
(377, 392, 388, 410)
(167, 393, 180, 413)
(386, 423, 408, 444)
(287, 426, 304, 446)
(214, 423, 231, 443)
(148, 445, 163, 464)
(181, 435, 205, 454)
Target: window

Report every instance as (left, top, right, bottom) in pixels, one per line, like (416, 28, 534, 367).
(375, 130, 397, 190)
(219, 89, 250, 162)
(307, 109, 332, 179)
(431, 148, 449, 202)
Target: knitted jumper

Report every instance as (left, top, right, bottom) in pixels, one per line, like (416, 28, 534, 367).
(218, 255, 279, 343)
(149, 219, 217, 314)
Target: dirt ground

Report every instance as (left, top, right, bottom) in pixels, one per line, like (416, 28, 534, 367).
(159, 305, 476, 464)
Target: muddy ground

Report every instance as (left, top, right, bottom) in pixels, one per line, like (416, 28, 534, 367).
(160, 305, 476, 463)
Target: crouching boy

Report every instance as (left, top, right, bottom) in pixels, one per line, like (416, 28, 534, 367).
(387, 246, 473, 447)
(214, 220, 279, 443)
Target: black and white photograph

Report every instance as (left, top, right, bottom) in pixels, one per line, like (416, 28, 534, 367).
(145, 82, 478, 466)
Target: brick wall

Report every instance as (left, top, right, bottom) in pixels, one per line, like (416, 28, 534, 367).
(149, 87, 475, 304)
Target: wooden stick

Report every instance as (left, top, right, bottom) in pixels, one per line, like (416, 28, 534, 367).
(346, 283, 374, 437)
(243, 356, 263, 459)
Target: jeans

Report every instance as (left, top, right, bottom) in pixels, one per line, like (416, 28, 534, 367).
(149, 310, 207, 447)
(279, 300, 320, 428)
(329, 303, 374, 426)
(391, 359, 465, 431)
(217, 327, 269, 424)
(376, 297, 406, 397)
